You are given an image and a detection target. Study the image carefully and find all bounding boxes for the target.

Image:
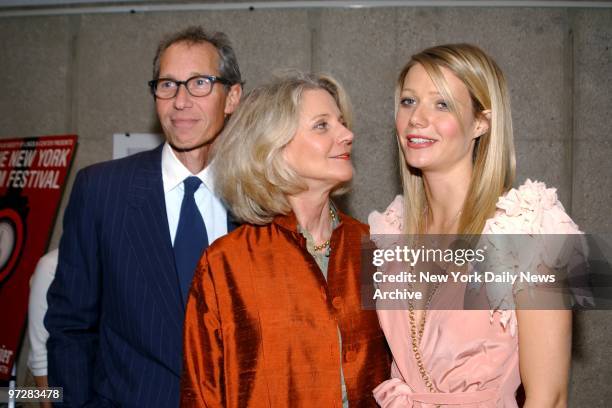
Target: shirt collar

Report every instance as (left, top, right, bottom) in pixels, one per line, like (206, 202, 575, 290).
(161, 142, 215, 193)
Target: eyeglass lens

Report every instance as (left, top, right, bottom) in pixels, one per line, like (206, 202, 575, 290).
(155, 76, 214, 98)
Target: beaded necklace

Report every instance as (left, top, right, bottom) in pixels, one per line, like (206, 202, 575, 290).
(312, 207, 338, 252)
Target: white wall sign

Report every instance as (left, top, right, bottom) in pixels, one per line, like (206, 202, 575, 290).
(112, 133, 164, 160)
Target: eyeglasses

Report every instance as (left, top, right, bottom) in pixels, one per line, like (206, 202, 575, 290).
(148, 75, 231, 99)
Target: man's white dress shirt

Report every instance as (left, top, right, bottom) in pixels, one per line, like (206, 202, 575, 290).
(161, 142, 228, 245)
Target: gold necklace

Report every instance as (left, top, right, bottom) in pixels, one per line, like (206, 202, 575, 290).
(408, 206, 457, 395)
(312, 240, 330, 251)
(312, 207, 337, 252)
(407, 279, 439, 393)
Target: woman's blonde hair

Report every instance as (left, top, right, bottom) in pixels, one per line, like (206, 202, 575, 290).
(396, 43, 516, 234)
(211, 72, 353, 225)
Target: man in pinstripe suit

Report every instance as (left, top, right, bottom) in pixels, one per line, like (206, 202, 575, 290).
(45, 26, 242, 407)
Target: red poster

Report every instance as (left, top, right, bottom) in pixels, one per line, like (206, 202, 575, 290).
(0, 135, 77, 380)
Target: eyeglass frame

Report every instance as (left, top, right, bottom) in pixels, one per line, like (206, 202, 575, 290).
(147, 74, 233, 99)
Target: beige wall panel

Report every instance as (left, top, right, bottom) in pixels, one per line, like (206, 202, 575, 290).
(570, 11, 612, 405)
(314, 8, 402, 221)
(572, 9, 612, 233)
(571, 310, 612, 407)
(0, 16, 73, 136)
(515, 138, 571, 206)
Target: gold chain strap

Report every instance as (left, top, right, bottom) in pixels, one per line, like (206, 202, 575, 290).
(407, 206, 459, 404)
(407, 280, 439, 393)
(409, 208, 444, 399)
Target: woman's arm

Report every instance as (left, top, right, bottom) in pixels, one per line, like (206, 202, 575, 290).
(180, 254, 225, 407)
(516, 298, 572, 408)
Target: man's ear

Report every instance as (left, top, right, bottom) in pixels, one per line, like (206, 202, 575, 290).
(474, 109, 491, 139)
(224, 84, 243, 115)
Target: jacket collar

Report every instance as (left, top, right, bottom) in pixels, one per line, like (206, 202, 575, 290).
(272, 205, 347, 234)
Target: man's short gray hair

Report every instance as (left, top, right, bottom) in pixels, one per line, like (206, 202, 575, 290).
(152, 26, 242, 88)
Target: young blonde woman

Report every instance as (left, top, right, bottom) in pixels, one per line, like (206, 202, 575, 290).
(369, 44, 579, 407)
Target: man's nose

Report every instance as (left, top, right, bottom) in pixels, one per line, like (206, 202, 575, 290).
(173, 84, 193, 109)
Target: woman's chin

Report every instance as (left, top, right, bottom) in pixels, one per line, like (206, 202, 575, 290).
(322, 168, 353, 184)
(334, 170, 354, 185)
(405, 158, 431, 171)
(303, 174, 353, 192)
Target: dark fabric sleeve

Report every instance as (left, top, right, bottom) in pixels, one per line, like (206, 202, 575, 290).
(45, 168, 106, 407)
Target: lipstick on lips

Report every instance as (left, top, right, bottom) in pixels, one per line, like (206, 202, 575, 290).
(406, 134, 436, 149)
(331, 152, 351, 160)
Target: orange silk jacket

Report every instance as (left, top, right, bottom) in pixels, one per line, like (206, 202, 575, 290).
(181, 211, 390, 407)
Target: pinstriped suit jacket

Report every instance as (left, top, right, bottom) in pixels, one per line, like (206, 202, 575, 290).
(45, 144, 236, 407)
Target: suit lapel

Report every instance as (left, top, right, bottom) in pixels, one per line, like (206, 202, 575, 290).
(126, 145, 184, 330)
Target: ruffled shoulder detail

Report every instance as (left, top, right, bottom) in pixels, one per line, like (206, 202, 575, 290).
(478, 179, 589, 335)
(368, 195, 404, 236)
(483, 179, 581, 235)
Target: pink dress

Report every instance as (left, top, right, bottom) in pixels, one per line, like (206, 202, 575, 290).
(368, 180, 584, 407)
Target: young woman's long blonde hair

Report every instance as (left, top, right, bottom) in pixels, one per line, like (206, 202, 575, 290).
(396, 43, 516, 234)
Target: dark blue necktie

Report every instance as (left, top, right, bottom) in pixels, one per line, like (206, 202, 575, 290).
(174, 176, 209, 305)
